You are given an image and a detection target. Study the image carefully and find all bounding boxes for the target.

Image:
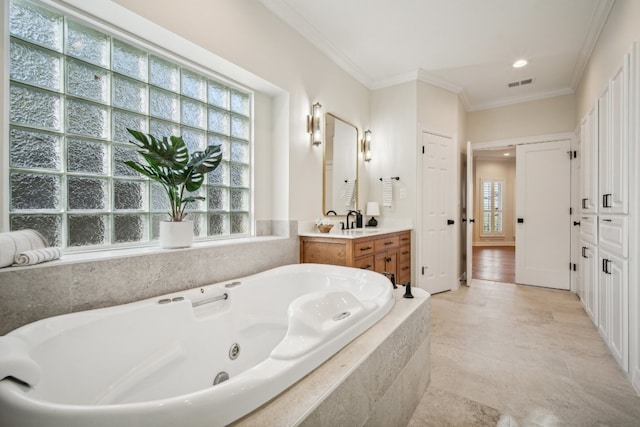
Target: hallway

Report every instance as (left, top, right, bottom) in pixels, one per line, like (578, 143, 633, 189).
(472, 246, 516, 284)
(408, 279, 640, 426)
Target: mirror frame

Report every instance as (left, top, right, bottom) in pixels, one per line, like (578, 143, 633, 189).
(323, 113, 359, 217)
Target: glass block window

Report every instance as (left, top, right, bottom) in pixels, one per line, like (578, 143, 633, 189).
(481, 179, 503, 236)
(8, 0, 252, 248)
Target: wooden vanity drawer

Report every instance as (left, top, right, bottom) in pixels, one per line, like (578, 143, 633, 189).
(354, 240, 375, 256)
(398, 260, 411, 284)
(374, 235, 399, 252)
(353, 256, 374, 271)
(399, 247, 411, 262)
(399, 232, 411, 246)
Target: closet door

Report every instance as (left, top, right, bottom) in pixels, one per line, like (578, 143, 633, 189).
(597, 250, 610, 343)
(600, 56, 629, 214)
(580, 241, 598, 324)
(609, 252, 629, 371)
(599, 247, 629, 372)
(515, 140, 571, 289)
(605, 56, 629, 214)
(580, 105, 598, 214)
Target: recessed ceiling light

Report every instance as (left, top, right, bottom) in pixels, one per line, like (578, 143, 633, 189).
(513, 59, 528, 68)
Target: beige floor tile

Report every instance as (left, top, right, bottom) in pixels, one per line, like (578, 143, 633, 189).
(407, 386, 502, 427)
(409, 279, 640, 426)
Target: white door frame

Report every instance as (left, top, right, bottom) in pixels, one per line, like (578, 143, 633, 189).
(466, 132, 574, 286)
(416, 126, 458, 293)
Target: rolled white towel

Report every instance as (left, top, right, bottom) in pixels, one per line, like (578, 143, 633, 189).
(13, 247, 62, 266)
(0, 230, 49, 268)
(0, 234, 15, 268)
(12, 230, 47, 253)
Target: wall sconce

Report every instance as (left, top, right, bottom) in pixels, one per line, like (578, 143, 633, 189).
(307, 102, 322, 146)
(362, 129, 372, 162)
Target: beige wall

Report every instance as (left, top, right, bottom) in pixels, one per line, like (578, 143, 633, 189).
(473, 158, 516, 245)
(467, 94, 575, 143)
(369, 82, 418, 220)
(110, 0, 371, 222)
(576, 0, 640, 120)
(418, 81, 463, 137)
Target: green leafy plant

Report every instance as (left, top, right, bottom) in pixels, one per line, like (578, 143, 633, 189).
(124, 129, 223, 222)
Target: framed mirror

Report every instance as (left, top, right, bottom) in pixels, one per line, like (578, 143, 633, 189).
(323, 113, 358, 215)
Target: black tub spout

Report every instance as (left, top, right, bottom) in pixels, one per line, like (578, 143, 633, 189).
(403, 282, 414, 299)
(382, 272, 397, 289)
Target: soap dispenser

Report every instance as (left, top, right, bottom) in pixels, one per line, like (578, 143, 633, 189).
(356, 210, 363, 228)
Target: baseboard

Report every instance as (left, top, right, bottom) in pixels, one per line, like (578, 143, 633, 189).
(633, 367, 640, 396)
(473, 242, 516, 247)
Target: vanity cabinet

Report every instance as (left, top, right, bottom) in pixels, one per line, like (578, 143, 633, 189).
(299, 230, 411, 285)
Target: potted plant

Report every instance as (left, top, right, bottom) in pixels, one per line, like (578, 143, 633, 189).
(124, 129, 222, 248)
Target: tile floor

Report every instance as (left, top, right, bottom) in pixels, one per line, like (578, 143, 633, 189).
(408, 279, 640, 427)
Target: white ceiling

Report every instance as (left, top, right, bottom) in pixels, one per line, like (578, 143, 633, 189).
(259, 0, 614, 111)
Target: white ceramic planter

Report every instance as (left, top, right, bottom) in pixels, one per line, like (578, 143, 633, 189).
(159, 220, 193, 249)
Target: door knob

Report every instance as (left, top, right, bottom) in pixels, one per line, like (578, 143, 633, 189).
(469, 218, 475, 223)
(447, 219, 455, 225)
(573, 221, 581, 226)
(517, 218, 524, 223)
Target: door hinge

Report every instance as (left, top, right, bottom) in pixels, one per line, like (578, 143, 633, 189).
(569, 207, 572, 215)
(421, 266, 425, 275)
(422, 146, 425, 154)
(572, 263, 577, 271)
(567, 150, 577, 159)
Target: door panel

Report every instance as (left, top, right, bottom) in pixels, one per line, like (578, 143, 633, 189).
(515, 140, 571, 289)
(466, 141, 474, 283)
(421, 132, 455, 294)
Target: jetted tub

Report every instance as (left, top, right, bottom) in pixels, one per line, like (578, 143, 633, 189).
(0, 263, 394, 427)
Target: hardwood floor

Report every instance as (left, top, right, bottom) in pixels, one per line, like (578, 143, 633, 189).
(472, 246, 515, 283)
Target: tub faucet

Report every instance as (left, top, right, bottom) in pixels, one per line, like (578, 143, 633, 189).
(403, 282, 414, 299)
(382, 272, 397, 289)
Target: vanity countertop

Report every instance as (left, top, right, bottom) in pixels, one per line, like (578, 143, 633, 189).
(298, 226, 411, 240)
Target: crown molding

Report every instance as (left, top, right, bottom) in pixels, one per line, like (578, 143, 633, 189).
(257, 0, 374, 88)
(467, 87, 575, 112)
(569, 0, 615, 90)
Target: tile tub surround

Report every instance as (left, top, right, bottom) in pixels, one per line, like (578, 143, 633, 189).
(233, 287, 430, 427)
(0, 220, 297, 335)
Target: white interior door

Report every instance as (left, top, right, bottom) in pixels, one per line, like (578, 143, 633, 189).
(466, 141, 474, 285)
(420, 132, 455, 294)
(515, 140, 571, 289)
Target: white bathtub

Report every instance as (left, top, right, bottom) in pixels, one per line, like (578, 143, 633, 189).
(0, 263, 394, 427)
